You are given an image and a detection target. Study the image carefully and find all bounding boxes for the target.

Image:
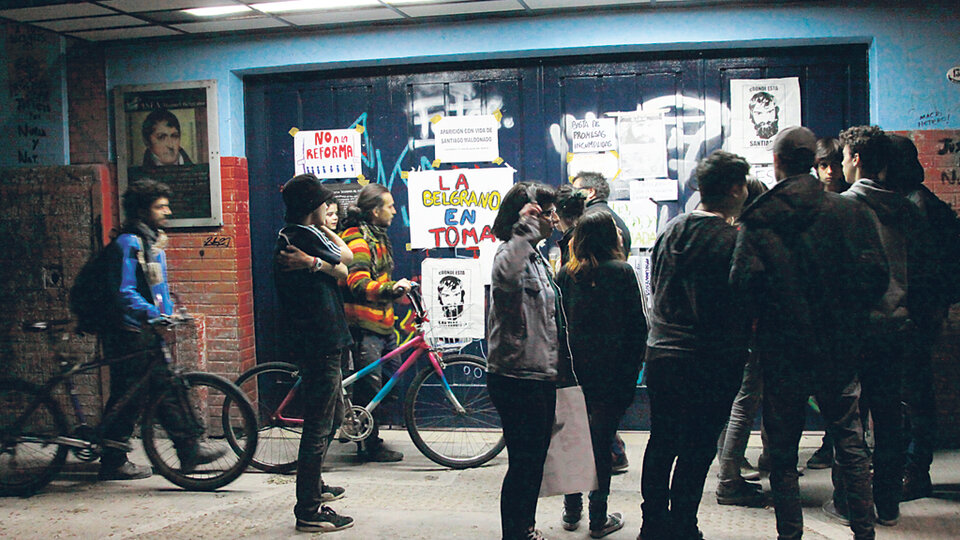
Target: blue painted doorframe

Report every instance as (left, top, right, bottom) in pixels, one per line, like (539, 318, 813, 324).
(244, 45, 867, 429)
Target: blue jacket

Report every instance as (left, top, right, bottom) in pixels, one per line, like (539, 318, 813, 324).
(109, 226, 173, 329)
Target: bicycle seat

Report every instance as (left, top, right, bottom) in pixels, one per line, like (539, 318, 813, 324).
(22, 320, 73, 333)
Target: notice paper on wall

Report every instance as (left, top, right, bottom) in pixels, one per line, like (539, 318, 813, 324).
(616, 111, 668, 180)
(421, 258, 485, 340)
(432, 115, 500, 163)
(728, 77, 801, 165)
(407, 167, 514, 250)
(294, 129, 362, 179)
(567, 151, 620, 182)
(610, 198, 658, 249)
(571, 117, 617, 153)
(629, 179, 678, 202)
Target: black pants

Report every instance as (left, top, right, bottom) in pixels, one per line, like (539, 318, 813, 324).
(564, 394, 630, 523)
(764, 366, 874, 540)
(903, 320, 940, 475)
(487, 372, 556, 540)
(349, 327, 398, 448)
(640, 350, 742, 537)
(100, 329, 198, 467)
(294, 350, 345, 519)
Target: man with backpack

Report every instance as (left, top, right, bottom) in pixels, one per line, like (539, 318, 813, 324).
(90, 179, 224, 480)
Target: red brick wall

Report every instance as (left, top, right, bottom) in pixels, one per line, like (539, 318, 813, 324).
(163, 156, 256, 382)
(66, 43, 109, 166)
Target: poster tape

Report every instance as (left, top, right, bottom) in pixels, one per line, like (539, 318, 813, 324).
(357, 173, 366, 182)
(566, 152, 574, 163)
(354, 125, 365, 134)
(401, 171, 409, 179)
(493, 157, 504, 165)
(432, 159, 442, 168)
(288, 127, 299, 137)
(430, 115, 443, 124)
(358, 177, 370, 185)
(493, 110, 502, 122)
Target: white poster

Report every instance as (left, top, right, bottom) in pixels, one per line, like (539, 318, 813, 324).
(629, 179, 678, 202)
(571, 117, 617, 153)
(567, 151, 620, 182)
(421, 258, 485, 339)
(407, 167, 514, 249)
(610, 199, 658, 249)
(293, 129, 362, 179)
(432, 115, 500, 163)
(729, 77, 801, 165)
(616, 111, 668, 179)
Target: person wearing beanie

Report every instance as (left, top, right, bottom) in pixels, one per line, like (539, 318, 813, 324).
(731, 126, 887, 540)
(274, 174, 356, 533)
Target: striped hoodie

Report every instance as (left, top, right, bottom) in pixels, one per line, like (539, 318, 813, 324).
(340, 225, 400, 335)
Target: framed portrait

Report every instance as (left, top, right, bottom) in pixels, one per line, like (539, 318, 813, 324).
(114, 80, 221, 227)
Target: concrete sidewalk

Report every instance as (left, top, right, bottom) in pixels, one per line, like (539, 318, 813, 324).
(1, 431, 959, 539)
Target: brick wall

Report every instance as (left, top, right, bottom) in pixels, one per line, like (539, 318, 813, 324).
(66, 43, 109, 166)
(164, 156, 256, 382)
(892, 129, 960, 447)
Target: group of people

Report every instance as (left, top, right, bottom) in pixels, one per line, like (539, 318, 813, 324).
(486, 125, 957, 540)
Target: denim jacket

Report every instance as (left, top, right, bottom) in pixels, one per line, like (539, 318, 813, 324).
(485, 216, 559, 381)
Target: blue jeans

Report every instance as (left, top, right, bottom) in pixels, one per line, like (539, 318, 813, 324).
(717, 353, 763, 486)
(349, 328, 398, 447)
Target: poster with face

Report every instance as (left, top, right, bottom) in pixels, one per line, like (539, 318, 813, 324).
(421, 258, 485, 339)
(729, 77, 801, 165)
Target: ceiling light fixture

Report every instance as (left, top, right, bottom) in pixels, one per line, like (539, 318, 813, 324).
(251, 0, 381, 13)
(184, 5, 253, 17)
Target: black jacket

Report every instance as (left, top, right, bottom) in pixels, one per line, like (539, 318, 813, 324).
(584, 199, 632, 256)
(731, 174, 888, 384)
(557, 260, 646, 406)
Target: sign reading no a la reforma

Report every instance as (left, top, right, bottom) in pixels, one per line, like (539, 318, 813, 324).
(294, 129, 362, 178)
(408, 167, 514, 249)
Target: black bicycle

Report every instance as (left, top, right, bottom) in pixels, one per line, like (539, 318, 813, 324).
(0, 318, 258, 496)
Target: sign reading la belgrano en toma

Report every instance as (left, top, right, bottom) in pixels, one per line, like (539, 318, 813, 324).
(294, 129, 362, 178)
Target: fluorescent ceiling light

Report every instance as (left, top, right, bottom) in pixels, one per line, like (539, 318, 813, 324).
(384, 0, 446, 4)
(184, 5, 253, 16)
(251, 0, 381, 13)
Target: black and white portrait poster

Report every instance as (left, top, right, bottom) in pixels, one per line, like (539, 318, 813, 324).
(729, 77, 801, 165)
(421, 258, 484, 339)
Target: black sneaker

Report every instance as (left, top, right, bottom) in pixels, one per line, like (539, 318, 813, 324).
(876, 503, 900, 527)
(822, 500, 851, 526)
(902, 470, 933, 501)
(716, 480, 765, 507)
(295, 506, 355, 533)
(561, 504, 581, 531)
(98, 460, 152, 481)
(321, 484, 346, 502)
(806, 447, 833, 469)
(179, 443, 228, 473)
(589, 512, 624, 538)
(359, 444, 404, 463)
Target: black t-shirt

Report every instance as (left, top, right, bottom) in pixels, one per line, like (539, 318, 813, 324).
(274, 224, 352, 356)
(646, 211, 748, 355)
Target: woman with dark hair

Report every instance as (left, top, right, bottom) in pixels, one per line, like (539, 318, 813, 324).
(815, 137, 849, 193)
(487, 181, 562, 540)
(556, 212, 646, 538)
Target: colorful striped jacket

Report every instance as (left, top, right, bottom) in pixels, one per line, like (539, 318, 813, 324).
(340, 225, 400, 335)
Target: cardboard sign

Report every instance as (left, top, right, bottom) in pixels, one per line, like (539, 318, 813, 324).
(433, 115, 500, 163)
(571, 117, 617, 153)
(421, 258, 485, 339)
(294, 129, 362, 178)
(408, 167, 514, 249)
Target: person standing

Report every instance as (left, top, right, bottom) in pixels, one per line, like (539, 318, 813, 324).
(487, 182, 561, 540)
(815, 137, 850, 193)
(275, 174, 355, 533)
(98, 179, 224, 480)
(731, 126, 888, 540)
(340, 183, 413, 462)
(557, 211, 645, 538)
(639, 151, 752, 540)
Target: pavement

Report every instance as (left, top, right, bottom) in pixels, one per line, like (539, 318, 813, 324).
(2, 431, 959, 539)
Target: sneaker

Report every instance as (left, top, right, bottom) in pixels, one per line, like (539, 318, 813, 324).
(716, 480, 765, 507)
(561, 505, 581, 531)
(295, 505, 354, 533)
(321, 485, 346, 502)
(589, 512, 624, 538)
(526, 528, 547, 540)
(611, 452, 629, 474)
(822, 500, 851, 526)
(740, 457, 761, 481)
(902, 470, 933, 501)
(876, 506, 900, 527)
(98, 460, 152, 481)
(806, 447, 833, 469)
(359, 444, 404, 463)
(179, 443, 228, 473)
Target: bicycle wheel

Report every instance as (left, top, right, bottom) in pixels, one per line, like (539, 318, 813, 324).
(404, 354, 505, 469)
(0, 379, 69, 496)
(141, 372, 257, 491)
(224, 362, 301, 473)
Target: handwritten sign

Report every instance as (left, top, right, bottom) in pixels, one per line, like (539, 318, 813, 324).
(629, 179, 678, 202)
(294, 129, 362, 178)
(610, 199, 658, 249)
(433, 115, 500, 163)
(408, 167, 514, 249)
(571, 118, 616, 153)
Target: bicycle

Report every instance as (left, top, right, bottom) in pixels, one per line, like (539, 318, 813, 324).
(225, 284, 505, 472)
(0, 318, 258, 496)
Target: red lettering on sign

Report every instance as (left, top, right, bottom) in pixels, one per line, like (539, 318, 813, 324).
(479, 225, 495, 242)
(462, 228, 479, 245)
(455, 173, 469, 190)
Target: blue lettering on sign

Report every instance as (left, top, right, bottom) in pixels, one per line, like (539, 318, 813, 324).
(444, 208, 457, 225)
(460, 209, 476, 225)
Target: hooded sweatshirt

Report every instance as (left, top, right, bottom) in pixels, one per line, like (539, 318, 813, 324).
(731, 174, 888, 380)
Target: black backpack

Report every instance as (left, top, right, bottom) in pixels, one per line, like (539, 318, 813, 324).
(69, 241, 118, 335)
